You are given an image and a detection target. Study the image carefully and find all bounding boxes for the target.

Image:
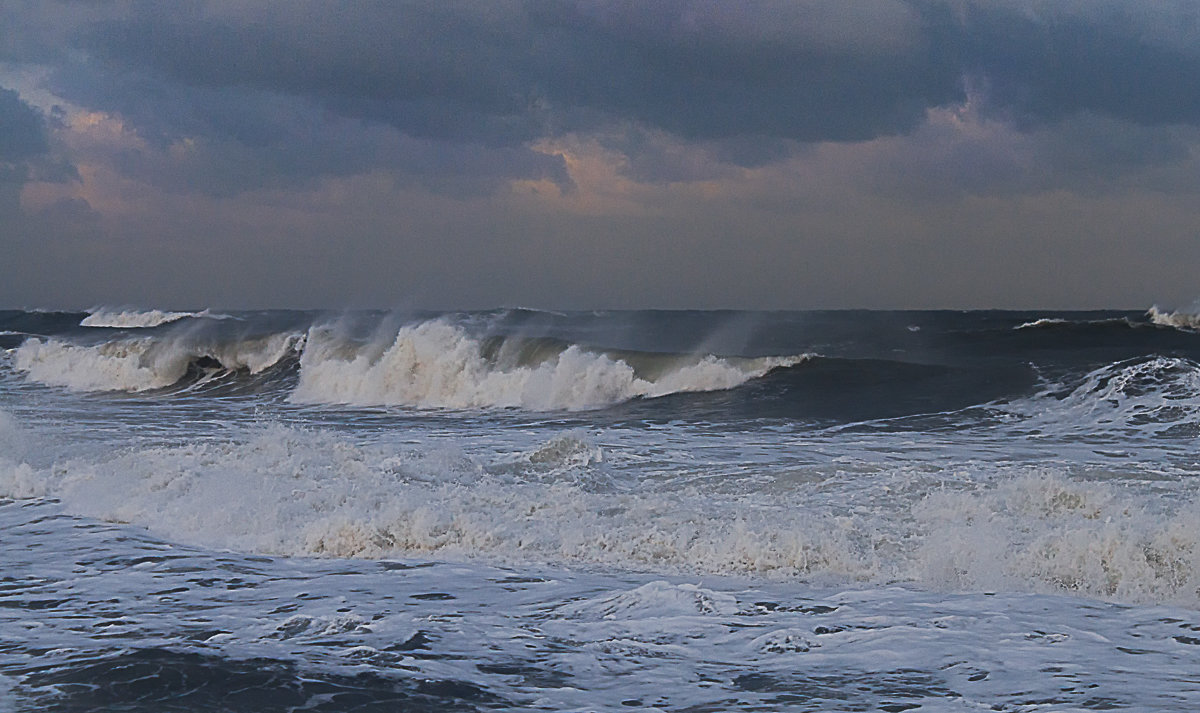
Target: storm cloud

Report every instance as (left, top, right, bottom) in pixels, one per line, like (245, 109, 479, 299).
(58, 1, 1200, 144)
(2, 0, 1199, 309)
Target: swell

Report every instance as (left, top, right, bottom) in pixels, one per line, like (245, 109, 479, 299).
(610, 356, 1037, 425)
(0, 310, 90, 338)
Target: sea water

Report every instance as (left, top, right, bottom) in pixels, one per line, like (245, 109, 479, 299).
(2, 307, 1200, 711)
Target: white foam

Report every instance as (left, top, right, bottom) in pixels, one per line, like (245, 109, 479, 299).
(14, 337, 193, 391)
(1148, 305, 1200, 331)
(914, 472, 1200, 605)
(0, 411, 43, 499)
(1006, 356, 1200, 438)
(293, 320, 805, 410)
(1014, 318, 1069, 330)
(13, 333, 302, 392)
(4, 414, 1199, 607)
(0, 423, 876, 580)
(561, 581, 739, 619)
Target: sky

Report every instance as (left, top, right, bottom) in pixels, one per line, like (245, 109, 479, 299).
(2, 0, 1199, 310)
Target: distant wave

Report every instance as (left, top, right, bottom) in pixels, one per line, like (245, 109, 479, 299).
(80, 307, 237, 329)
(1014, 318, 1070, 330)
(1012, 315, 1143, 332)
(1148, 305, 1200, 332)
(292, 320, 807, 411)
(80, 308, 194, 328)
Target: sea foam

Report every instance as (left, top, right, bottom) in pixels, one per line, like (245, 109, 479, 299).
(915, 473, 1200, 604)
(4, 417, 1198, 607)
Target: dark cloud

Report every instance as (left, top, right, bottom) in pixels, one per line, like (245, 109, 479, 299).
(22, 0, 1188, 196)
(8, 1, 1200, 153)
(0, 87, 48, 161)
(957, 3, 1200, 128)
(76, 2, 549, 146)
(46, 60, 569, 198)
(515, 0, 961, 143)
(0, 86, 56, 237)
(73, 2, 1200, 143)
(66, 1, 959, 147)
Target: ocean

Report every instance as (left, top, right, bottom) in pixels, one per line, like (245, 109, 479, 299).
(2, 306, 1200, 711)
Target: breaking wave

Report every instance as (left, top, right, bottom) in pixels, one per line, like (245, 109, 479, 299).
(13, 333, 303, 392)
(80, 308, 194, 328)
(1003, 355, 1200, 439)
(292, 320, 806, 411)
(1014, 318, 1070, 330)
(9, 317, 805, 410)
(79, 307, 237, 329)
(1148, 305, 1200, 332)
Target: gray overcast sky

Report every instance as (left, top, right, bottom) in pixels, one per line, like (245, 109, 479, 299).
(2, 0, 1199, 310)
